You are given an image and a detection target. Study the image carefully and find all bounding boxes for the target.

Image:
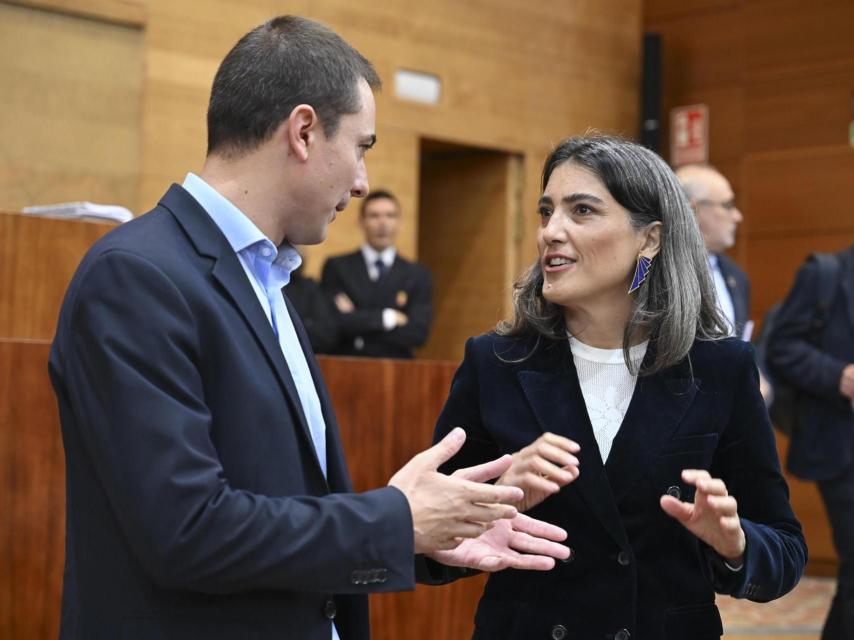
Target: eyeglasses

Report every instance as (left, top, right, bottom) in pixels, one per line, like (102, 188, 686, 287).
(696, 198, 738, 211)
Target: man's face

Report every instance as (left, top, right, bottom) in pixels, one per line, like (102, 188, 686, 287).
(287, 79, 376, 245)
(359, 197, 400, 251)
(693, 171, 743, 254)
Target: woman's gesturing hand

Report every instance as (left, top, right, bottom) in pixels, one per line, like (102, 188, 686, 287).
(660, 469, 746, 566)
(497, 432, 580, 512)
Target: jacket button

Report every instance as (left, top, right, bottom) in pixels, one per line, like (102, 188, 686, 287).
(551, 624, 567, 640)
(559, 547, 574, 563)
(323, 599, 337, 620)
(666, 485, 681, 500)
(354, 336, 365, 350)
(617, 551, 631, 566)
(615, 628, 631, 640)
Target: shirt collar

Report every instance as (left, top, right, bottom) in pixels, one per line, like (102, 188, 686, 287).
(182, 173, 302, 285)
(707, 253, 719, 270)
(361, 243, 396, 267)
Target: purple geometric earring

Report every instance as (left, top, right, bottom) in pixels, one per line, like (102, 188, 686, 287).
(628, 255, 652, 294)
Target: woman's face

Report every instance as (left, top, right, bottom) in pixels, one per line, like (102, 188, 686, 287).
(537, 161, 654, 309)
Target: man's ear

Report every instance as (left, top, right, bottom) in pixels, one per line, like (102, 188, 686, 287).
(641, 221, 663, 258)
(284, 104, 319, 162)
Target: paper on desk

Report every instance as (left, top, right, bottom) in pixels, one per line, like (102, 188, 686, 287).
(22, 201, 133, 223)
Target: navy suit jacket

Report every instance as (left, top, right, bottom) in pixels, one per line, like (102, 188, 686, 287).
(434, 334, 805, 640)
(49, 185, 415, 639)
(321, 250, 432, 359)
(767, 247, 854, 481)
(716, 253, 751, 338)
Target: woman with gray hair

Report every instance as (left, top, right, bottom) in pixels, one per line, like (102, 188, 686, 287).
(432, 135, 806, 639)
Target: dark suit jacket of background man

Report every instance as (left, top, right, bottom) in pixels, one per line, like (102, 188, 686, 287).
(48, 185, 416, 640)
(434, 334, 805, 639)
(767, 246, 854, 481)
(716, 253, 751, 338)
(321, 249, 432, 359)
(284, 267, 340, 354)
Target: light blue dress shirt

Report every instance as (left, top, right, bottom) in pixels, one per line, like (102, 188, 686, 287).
(183, 174, 338, 639)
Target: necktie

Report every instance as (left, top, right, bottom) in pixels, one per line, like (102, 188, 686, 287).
(375, 258, 387, 281)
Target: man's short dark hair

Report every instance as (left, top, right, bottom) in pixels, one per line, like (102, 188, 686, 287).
(207, 16, 381, 156)
(360, 190, 399, 217)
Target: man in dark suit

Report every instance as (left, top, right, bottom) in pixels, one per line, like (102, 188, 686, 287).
(321, 190, 432, 359)
(48, 16, 568, 640)
(676, 164, 772, 400)
(675, 164, 750, 337)
(768, 247, 854, 639)
(285, 261, 340, 354)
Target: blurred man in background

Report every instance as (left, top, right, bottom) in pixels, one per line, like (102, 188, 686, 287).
(322, 190, 432, 358)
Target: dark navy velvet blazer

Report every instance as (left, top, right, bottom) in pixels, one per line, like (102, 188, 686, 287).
(49, 185, 415, 639)
(767, 247, 854, 481)
(435, 334, 806, 640)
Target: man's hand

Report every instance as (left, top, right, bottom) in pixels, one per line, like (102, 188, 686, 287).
(427, 514, 570, 572)
(388, 428, 523, 554)
(334, 292, 354, 313)
(497, 432, 580, 512)
(840, 364, 854, 400)
(394, 310, 409, 327)
(660, 469, 746, 565)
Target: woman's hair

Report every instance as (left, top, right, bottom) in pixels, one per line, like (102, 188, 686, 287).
(497, 134, 729, 374)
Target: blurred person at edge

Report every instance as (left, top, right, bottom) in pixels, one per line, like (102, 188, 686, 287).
(768, 245, 854, 640)
(431, 135, 806, 640)
(322, 190, 432, 359)
(676, 164, 772, 402)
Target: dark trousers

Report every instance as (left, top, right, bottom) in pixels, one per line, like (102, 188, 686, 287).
(819, 460, 854, 640)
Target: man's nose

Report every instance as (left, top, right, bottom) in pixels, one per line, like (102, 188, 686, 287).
(351, 162, 369, 198)
(732, 207, 743, 224)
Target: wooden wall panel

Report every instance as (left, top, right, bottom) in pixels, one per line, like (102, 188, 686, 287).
(0, 3, 142, 213)
(741, 0, 854, 77)
(417, 150, 512, 361)
(0, 340, 64, 640)
(0, 212, 115, 341)
(318, 356, 489, 640)
(645, 0, 854, 575)
(136, 0, 642, 279)
(741, 147, 854, 236)
(744, 69, 854, 154)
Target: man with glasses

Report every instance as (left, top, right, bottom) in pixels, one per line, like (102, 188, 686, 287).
(676, 164, 748, 338)
(677, 164, 773, 401)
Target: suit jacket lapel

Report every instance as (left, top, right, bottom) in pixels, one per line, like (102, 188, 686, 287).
(517, 345, 630, 549)
(285, 296, 350, 493)
(340, 251, 373, 306)
(162, 185, 325, 484)
(719, 256, 747, 331)
(605, 362, 699, 505)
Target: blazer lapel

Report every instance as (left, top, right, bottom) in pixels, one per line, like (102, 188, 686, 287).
(340, 251, 373, 305)
(605, 363, 699, 505)
(517, 348, 630, 550)
(719, 256, 747, 331)
(284, 296, 348, 493)
(162, 185, 324, 483)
